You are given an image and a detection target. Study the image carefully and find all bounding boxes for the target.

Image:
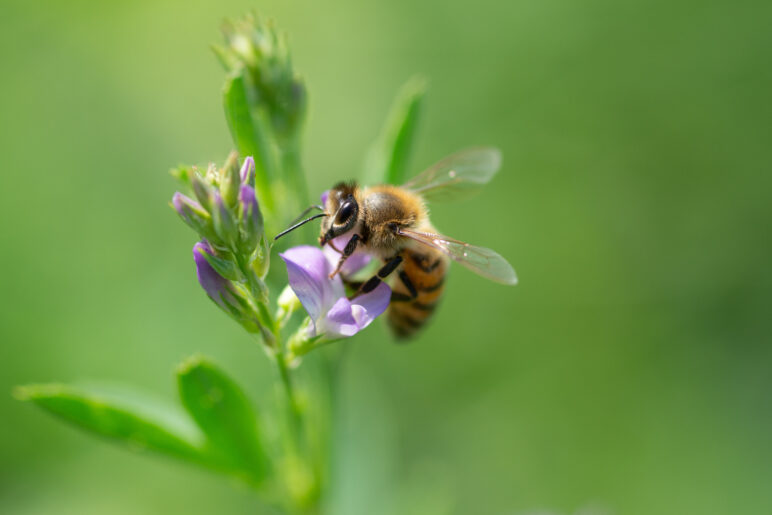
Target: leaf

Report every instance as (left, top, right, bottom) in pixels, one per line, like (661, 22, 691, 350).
(177, 355, 268, 483)
(364, 76, 427, 186)
(223, 69, 275, 215)
(15, 383, 207, 465)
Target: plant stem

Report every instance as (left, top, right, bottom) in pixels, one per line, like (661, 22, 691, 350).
(275, 348, 301, 426)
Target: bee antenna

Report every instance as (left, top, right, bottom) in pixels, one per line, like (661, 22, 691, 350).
(274, 213, 328, 241)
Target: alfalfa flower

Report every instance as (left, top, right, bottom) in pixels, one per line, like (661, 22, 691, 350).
(280, 245, 390, 349)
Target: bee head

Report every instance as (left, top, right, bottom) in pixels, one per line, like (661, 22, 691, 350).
(320, 181, 360, 246)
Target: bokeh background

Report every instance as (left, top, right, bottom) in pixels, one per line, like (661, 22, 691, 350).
(1, 0, 771, 514)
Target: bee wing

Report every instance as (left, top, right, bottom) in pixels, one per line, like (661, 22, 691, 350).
(398, 228, 517, 285)
(403, 147, 502, 203)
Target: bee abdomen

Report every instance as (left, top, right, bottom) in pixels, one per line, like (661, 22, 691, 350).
(387, 249, 447, 340)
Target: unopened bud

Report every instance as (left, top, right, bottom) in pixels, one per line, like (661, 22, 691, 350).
(277, 284, 301, 316)
(237, 184, 263, 253)
(220, 151, 241, 208)
(172, 192, 221, 244)
(197, 247, 242, 282)
(193, 241, 261, 334)
(240, 156, 255, 187)
(190, 170, 213, 211)
(211, 191, 238, 246)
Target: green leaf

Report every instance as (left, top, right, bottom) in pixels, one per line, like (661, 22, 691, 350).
(364, 76, 427, 186)
(177, 355, 268, 483)
(15, 383, 207, 465)
(223, 69, 275, 215)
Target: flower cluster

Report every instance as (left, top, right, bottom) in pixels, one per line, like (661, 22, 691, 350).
(172, 155, 394, 354)
(215, 13, 306, 140)
(172, 154, 274, 344)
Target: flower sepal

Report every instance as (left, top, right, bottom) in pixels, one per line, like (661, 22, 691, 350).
(196, 245, 243, 282)
(286, 320, 325, 363)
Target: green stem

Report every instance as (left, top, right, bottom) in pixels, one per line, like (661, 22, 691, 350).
(275, 348, 301, 426)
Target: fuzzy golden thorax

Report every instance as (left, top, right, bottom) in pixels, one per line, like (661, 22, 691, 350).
(319, 181, 428, 256)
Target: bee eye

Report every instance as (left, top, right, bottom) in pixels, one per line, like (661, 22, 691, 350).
(336, 201, 355, 224)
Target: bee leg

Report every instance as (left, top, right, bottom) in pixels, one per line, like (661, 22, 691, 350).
(329, 233, 360, 279)
(350, 255, 403, 299)
(389, 270, 418, 302)
(343, 280, 364, 292)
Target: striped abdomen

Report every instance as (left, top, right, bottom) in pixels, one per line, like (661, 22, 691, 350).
(387, 247, 448, 339)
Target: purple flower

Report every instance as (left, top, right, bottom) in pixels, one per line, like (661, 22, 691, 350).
(280, 246, 390, 340)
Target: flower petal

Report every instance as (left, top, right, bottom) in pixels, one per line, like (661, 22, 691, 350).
(318, 296, 360, 338)
(280, 246, 344, 322)
(320, 190, 329, 206)
(350, 282, 392, 330)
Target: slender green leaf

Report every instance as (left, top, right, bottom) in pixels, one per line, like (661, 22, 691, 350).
(15, 383, 207, 465)
(223, 70, 275, 215)
(364, 76, 427, 186)
(177, 355, 268, 483)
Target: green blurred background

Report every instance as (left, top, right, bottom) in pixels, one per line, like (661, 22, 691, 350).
(1, 0, 771, 513)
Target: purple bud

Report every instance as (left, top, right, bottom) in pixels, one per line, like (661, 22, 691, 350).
(211, 191, 238, 244)
(173, 192, 204, 222)
(237, 185, 264, 254)
(193, 241, 236, 312)
(240, 156, 256, 187)
(193, 241, 263, 334)
(240, 185, 263, 229)
(172, 192, 220, 243)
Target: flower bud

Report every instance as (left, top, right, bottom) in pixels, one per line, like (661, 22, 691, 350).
(237, 184, 263, 254)
(219, 151, 241, 208)
(190, 170, 213, 211)
(240, 156, 255, 187)
(277, 284, 301, 320)
(211, 191, 238, 246)
(218, 14, 307, 138)
(172, 192, 221, 245)
(193, 241, 261, 333)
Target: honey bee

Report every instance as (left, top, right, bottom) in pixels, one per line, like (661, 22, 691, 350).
(275, 147, 517, 338)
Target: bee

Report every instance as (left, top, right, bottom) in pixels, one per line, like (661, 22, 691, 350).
(275, 147, 517, 338)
